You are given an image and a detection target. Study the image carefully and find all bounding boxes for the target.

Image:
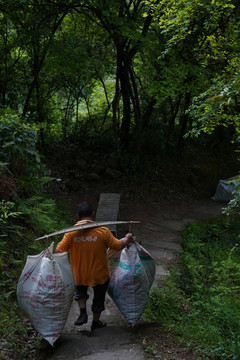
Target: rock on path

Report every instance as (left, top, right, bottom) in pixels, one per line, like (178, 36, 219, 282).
(49, 199, 223, 360)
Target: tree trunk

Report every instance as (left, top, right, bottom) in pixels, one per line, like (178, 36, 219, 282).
(76, 96, 79, 124)
(36, 76, 45, 148)
(177, 92, 191, 152)
(141, 98, 157, 131)
(117, 48, 131, 149)
(21, 10, 68, 118)
(166, 95, 181, 148)
(112, 55, 121, 154)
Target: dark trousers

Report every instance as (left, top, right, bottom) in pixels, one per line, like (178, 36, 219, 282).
(75, 279, 110, 313)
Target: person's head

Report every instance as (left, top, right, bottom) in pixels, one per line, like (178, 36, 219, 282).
(77, 201, 95, 220)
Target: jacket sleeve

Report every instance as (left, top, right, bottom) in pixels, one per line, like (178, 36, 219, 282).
(105, 229, 121, 251)
(56, 232, 72, 252)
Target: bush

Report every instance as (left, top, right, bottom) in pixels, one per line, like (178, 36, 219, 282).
(143, 215, 240, 359)
(0, 109, 51, 198)
(0, 109, 72, 359)
(142, 279, 185, 326)
(0, 197, 71, 360)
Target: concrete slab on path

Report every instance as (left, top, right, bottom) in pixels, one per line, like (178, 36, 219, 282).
(95, 193, 121, 234)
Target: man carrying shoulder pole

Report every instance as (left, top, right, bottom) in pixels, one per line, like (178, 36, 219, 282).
(55, 201, 134, 331)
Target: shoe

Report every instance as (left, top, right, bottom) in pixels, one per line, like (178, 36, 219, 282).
(91, 320, 107, 331)
(74, 313, 88, 326)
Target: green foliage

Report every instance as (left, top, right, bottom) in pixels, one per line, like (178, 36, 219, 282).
(0, 200, 23, 260)
(143, 215, 240, 359)
(0, 108, 72, 358)
(0, 109, 39, 164)
(1, 0, 240, 158)
(0, 301, 40, 360)
(0, 109, 55, 198)
(223, 181, 240, 215)
(0, 200, 21, 228)
(0, 195, 71, 359)
(187, 64, 240, 141)
(17, 196, 69, 235)
(146, 0, 240, 156)
(150, 0, 237, 50)
(0, 109, 42, 196)
(142, 279, 185, 325)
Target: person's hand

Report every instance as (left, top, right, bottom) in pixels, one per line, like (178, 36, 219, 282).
(121, 233, 135, 249)
(125, 232, 134, 243)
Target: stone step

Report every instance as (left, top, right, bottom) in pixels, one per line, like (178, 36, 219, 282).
(141, 239, 182, 252)
(149, 248, 179, 264)
(155, 264, 170, 281)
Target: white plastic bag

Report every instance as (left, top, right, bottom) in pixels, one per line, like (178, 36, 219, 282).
(17, 243, 74, 346)
(107, 242, 155, 325)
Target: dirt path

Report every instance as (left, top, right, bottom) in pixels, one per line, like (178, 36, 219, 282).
(131, 198, 224, 282)
(46, 185, 223, 360)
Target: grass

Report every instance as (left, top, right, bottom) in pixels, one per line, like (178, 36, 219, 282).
(143, 214, 240, 359)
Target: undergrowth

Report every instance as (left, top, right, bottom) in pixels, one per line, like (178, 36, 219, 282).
(143, 215, 240, 360)
(0, 111, 72, 359)
(0, 198, 71, 360)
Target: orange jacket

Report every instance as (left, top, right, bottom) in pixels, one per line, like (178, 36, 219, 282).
(56, 221, 121, 286)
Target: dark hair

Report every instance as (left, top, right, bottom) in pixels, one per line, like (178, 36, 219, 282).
(77, 201, 94, 219)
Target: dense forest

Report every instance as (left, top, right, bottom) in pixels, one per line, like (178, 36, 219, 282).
(1, 0, 240, 155)
(0, 0, 240, 359)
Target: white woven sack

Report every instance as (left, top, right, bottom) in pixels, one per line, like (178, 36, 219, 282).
(107, 242, 155, 325)
(17, 243, 74, 346)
